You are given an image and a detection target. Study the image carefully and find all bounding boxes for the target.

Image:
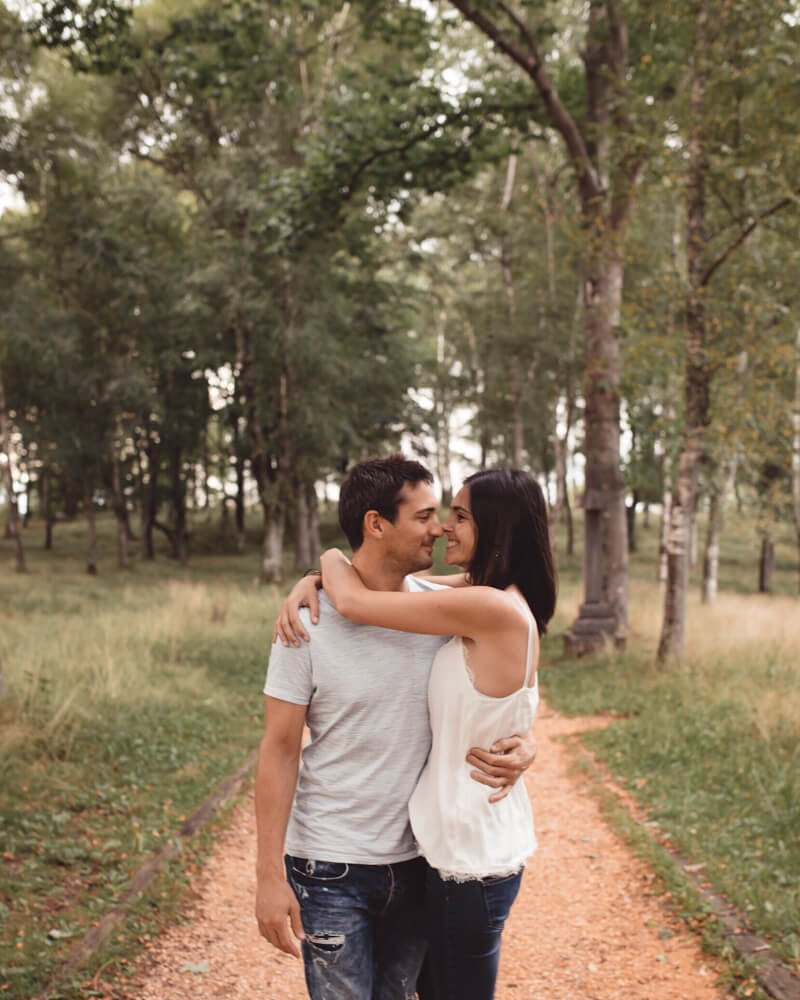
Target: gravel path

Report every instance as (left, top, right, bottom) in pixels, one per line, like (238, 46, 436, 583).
(133, 703, 728, 999)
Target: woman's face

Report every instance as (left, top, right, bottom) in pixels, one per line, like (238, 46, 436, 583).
(443, 485, 477, 567)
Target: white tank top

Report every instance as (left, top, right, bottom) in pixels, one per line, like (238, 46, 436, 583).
(408, 599, 539, 880)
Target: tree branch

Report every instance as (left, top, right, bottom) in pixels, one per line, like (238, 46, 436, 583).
(446, 0, 601, 205)
(341, 101, 532, 197)
(495, 0, 537, 50)
(701, 192, 799, 286)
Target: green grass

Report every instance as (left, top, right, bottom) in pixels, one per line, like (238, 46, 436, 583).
(543, 509, 800, 972)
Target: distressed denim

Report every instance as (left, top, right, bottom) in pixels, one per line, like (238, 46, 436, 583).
(420, 865, 523, 1000)
(285, 855, 427, 1000)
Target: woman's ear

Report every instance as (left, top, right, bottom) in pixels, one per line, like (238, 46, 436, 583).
(362, 510, 384, 540)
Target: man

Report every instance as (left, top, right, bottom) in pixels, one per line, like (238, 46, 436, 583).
(255, 455, 535, 999)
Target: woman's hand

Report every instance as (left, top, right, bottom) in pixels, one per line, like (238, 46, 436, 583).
(272, 574, 322, 647)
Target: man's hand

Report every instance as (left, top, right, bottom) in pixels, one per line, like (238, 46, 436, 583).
(466, 731, 537, 804)
(273, 575, 322, 647)
(256, 876, 305, 957)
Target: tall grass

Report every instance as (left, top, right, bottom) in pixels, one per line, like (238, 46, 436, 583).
(0, 578, 278, 768)
(549, 509, 800, 736)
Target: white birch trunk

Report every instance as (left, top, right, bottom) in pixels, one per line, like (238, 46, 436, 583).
(793, 328, 800, 593)
(701, 451, 738, 604)
(659, 454, 672, 585)
(0, 374, 26, 572)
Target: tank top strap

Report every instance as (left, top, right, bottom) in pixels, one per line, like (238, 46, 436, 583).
(523, 609, 537, 689)
(512, 595, 537, 689)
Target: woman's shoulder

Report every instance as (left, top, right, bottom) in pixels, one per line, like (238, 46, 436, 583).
(467, 586, 530, 628)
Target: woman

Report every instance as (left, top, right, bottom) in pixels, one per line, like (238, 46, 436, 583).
(310, 467, 556, 999)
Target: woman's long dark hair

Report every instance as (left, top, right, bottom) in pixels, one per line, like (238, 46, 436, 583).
(463, 468, 557, 635)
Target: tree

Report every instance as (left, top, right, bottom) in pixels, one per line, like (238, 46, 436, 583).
(657, 0, 800, 658)
(443, 0, 655, 647)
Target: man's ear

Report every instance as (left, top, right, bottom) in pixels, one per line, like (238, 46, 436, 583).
(362, 510, 384, 541)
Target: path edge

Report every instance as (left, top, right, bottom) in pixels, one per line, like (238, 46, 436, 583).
(569, 736, 800, 1000)
(36, 748, 259, 1000)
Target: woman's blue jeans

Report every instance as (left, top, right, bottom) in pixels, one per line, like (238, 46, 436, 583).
(418, 865, 523, 1000)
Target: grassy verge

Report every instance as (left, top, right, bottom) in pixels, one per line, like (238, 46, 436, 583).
(566, 748, 775, 1000)
(542, 513, 800, 973)
(0, 515, 286, 998)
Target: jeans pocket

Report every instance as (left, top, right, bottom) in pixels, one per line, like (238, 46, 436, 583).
(289, 857, 350, 882)
(481, 870, 522, 930)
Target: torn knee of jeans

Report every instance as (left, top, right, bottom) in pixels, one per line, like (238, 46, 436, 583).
(306, 931, 346, 953)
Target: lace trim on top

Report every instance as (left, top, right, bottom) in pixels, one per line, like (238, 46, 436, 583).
(434, 861, 527, 883)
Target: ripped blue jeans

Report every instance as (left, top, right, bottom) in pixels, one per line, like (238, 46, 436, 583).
(285, 855, 427, 1000)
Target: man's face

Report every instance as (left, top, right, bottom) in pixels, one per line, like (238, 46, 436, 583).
(381, 481, 443, 573)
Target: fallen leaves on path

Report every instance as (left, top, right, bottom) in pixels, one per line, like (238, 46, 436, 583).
(131, 704, 729, 999)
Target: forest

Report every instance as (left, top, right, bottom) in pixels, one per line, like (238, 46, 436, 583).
(1, 0, 798, 654)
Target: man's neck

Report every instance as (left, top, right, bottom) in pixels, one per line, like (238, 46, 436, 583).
(351, 547, 409, 593)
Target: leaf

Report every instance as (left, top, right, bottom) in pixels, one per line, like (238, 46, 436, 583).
(181, 961, 210, 974)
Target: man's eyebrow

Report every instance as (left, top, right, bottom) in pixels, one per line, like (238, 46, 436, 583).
(414, 506, 438, 515)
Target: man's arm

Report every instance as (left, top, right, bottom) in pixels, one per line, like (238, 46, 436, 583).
(254, 696, 307, 957)
(467, 730, 537, 803)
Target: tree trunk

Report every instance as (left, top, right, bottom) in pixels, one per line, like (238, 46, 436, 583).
(498, 154, 525, 466)
(659, 454, 673, 584)
(658, 11, 710, 661)
(308, 484, 321, 567)
(564, 486, 574, 557)
(434, 323, 453, 507)
(200, 429, 210, 511)
(42, 466, 54, 550)
(758, 534, 775, 594)
(112, 437, 130, 570)
(294, 480, 312, 570)
(234, 419, 246, 553)
(140, 429, 158, 561)
(793, 327, 800, 593)
(261, 504, 286, 583)
(509, 364, 524, 466)
(689, 516, 698, 569)
(0, 373, 26, 572)
(582, 249, 629, 627)
(551, 393, 575, 556)
(626, 491, 639, 553)
(701, 451, 739, 603)
(85, 482, 97, 575)
(169, 445, 188, 566)
(243, 348, 290, 583)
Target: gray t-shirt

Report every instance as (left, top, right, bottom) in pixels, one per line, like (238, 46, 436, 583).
(264, 576, 447, 865)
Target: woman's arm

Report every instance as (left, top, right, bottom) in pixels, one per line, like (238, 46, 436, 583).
(413, 571, 469, 588)
(320, 549, 518, 638)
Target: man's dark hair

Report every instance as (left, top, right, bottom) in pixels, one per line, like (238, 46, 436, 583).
(339, 455, 434, 550)
(464, 468, 557, 636)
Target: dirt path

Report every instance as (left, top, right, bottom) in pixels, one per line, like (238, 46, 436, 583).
(132, 704, 728, 999)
